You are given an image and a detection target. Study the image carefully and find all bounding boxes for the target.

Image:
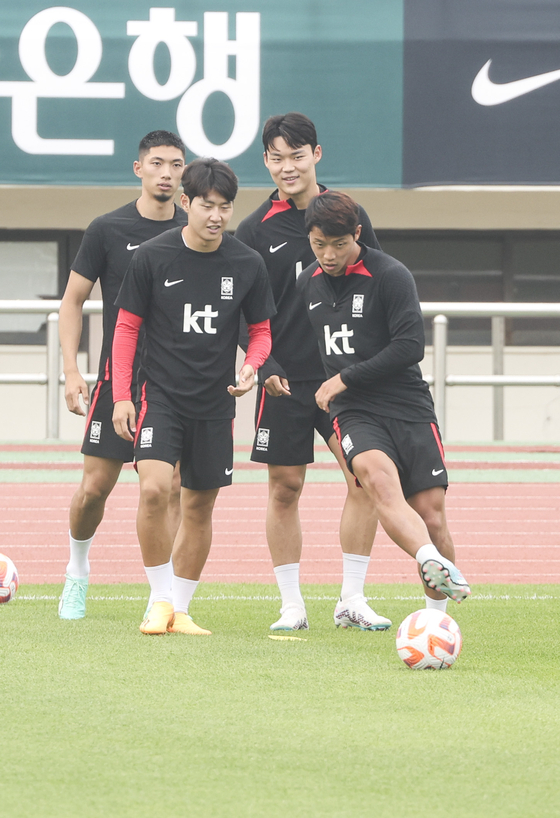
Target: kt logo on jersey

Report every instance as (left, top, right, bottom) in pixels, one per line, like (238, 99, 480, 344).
(183, 304, 218, 334)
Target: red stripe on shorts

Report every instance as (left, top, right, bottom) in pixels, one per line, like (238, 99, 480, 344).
(332, 416, 342, 447)
(430, 422, 446, 465)
(255, 387, 267, 430)
(133, 383, 147, 447)
(84, 380, 103, 431)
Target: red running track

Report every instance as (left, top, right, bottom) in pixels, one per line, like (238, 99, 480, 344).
(0, 482, 558, 585)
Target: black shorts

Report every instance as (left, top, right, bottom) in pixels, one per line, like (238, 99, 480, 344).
(81, 379, 134, 462)
(251, 379, 335, 466)
(134, 382, 234, 491)
(333, 411, 448, 499)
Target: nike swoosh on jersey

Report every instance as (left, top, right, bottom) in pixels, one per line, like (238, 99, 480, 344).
(309, 302, 322, 310)
(127, 243, 140, 250)
(269, 242, 288, 253)
(164, 279, 184, 287)
(225, 467, 234, 475)
(432, 468, 444, 476)
(472, 59, 560, 106)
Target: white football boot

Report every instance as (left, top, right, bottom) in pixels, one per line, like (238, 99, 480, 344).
(270, 604, 309, 631)
(334, 594, 392, 631)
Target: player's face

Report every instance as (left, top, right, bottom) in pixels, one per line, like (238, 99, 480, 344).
(309, 225, 362, 276)
(180, 189, 234, 250)
(133, 146, 185, 202)
(264, 137, 322, 202)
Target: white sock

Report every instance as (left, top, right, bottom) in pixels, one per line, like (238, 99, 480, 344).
(415, 543, 442, 566)
(341, 553, 370, 600)
(425, 594, 448, 612)
(273, 563, 305, 609)
(145, 559, 173, 608)
(172, 575, 199, 614)
(67, 531, 93, 578)
(144, 562, 173, 604)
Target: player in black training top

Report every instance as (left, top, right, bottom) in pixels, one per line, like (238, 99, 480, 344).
(58, 130, 188, 621)
(112, 158, 276, 636)
(298, 191, 471, 607)
(236, 112, 391, 633)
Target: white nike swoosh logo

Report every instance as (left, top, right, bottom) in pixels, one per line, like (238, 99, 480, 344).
(472, 59, 560, 106)
(309, 302, 322, 310)
(432, 468, 444, 476)
(225, 467, 234, 475)
(269, 242, 287, 253)
(127, 243, 140, 250)
(164, 279, 184, 287)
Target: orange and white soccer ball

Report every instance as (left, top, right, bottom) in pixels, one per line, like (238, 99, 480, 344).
(0, 553, 19, 603)
(396, 609, 462, 669)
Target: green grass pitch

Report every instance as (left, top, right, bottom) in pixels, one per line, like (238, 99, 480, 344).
(2, 583, 559, 818)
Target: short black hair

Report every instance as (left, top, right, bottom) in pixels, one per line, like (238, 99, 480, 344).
(138, 130, 186, 158)
(262, 112, 318, 153)
(305, 191, 360, 237)
(181, 158, 238, 202)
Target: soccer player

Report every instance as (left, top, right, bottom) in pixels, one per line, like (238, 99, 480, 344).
(111, 158, 276, 635)
(235, 112, 390, 632)
(297, 190, 471, 607)
(58, 130, 188, 619)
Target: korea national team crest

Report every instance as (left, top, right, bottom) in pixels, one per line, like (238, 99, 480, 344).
(140, 427, 153, 448)
(221, 277, 233, 299)
(352, 294, 364, 317)
(341, 434, 354, 455)
(256, 427, 270, 451)
(89, 420, 102, 443)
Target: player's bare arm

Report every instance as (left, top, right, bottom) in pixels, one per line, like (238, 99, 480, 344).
(112, 400, 136, 441)
(315, 373, 347, 412)
(59, 271, 95, 416)
(228, 364, 255, 397)
(264, 374, 291, 397)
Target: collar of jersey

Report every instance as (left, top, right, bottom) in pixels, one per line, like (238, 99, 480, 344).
(269, 183, 328, 207)
(313, 243, 371, 278)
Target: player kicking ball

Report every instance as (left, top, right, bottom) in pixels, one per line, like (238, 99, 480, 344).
(297, 191, 471, 605)
(112, 158, 276, 635)
(236, 113, 389, 632)
(58, 131, 188, 620)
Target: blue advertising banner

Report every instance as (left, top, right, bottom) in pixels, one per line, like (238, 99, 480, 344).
(0, 2, 404, 186)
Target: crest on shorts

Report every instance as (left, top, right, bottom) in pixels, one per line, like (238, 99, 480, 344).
(221, 277, 234, 299)
(341, 434, 354, 455)
(140, 427, 153, 448)
(352, 294, 364, 317)
(89, 421, 101, 443)
(256, 427, 270, 450)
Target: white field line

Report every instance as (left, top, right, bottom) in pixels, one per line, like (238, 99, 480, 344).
(15, 592, 557, 602)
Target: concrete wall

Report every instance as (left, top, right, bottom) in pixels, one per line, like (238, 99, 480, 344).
(1, 345, 559, 443)
(3, 185, 560, 232)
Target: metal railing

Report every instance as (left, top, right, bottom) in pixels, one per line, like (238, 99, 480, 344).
(1, 299, 560, 439)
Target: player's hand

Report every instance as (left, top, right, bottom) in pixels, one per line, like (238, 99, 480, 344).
(264, 375, 291, 397)
(112, 400, 136, 441)
(64, 371, 89, 416)
(228, 364, 255, 397)
(315, 374, 347, 412)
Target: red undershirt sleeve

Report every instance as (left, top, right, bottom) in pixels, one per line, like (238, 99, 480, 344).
(244, 320, 272, 372)
(112, 308, 143, 402)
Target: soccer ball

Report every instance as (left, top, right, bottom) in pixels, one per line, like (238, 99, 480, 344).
(0, 553, 19, 603)
(396, 609, 462, 669)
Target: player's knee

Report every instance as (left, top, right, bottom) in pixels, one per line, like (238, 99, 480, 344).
(139, 481, 171, 511)
(269, 475, 304, 508)
(356, 468, 396, 507)
(77, 476, 113, 509)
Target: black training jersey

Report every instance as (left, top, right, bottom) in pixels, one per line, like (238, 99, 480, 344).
(115, 229, 276, 420)
(235, 187, 381, 382)
(296, 244, 436, 423)
(72, 201, 189, 381)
